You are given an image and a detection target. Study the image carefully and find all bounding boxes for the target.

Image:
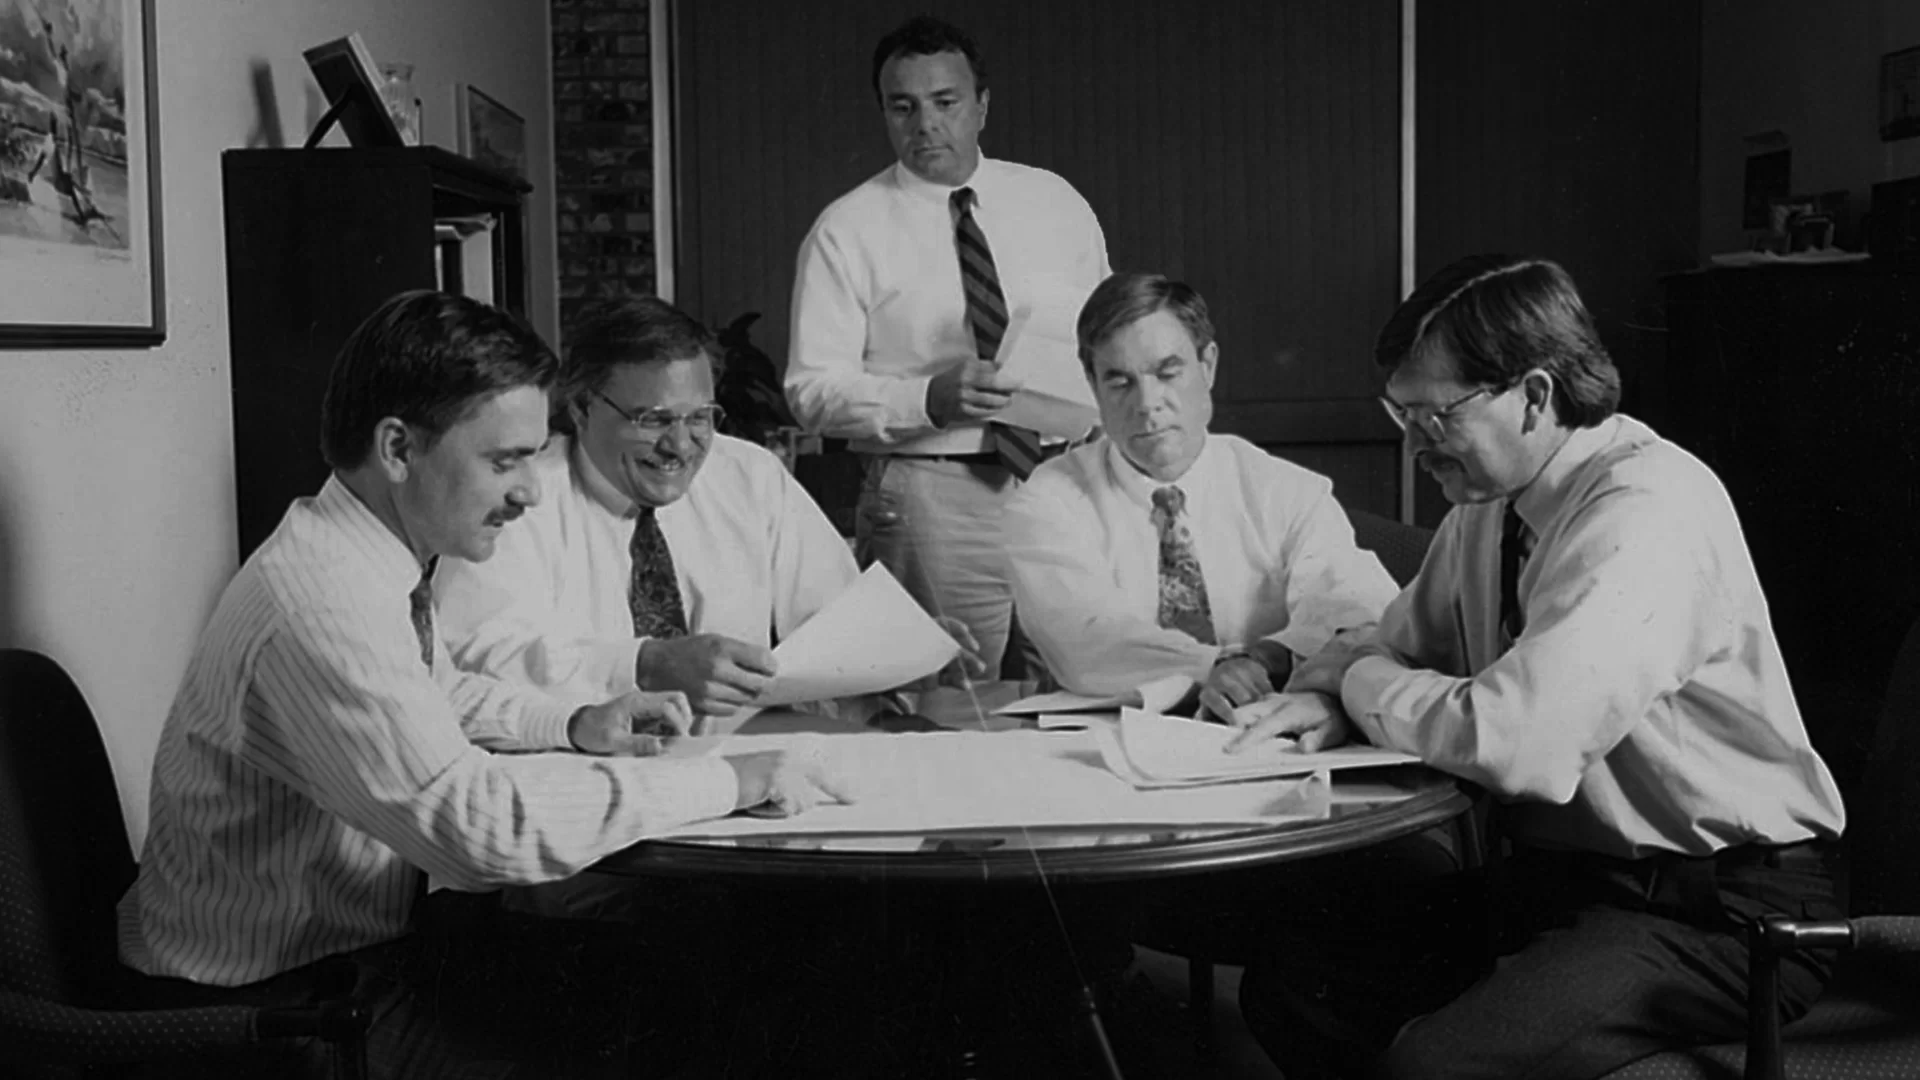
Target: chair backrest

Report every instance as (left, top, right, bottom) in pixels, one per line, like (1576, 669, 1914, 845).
(1346, 506, 1435, 588)
(0, 649, 139, 1005)
(1847, 614, 1920, 917)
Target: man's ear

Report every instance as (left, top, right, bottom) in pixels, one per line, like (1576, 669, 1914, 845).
(371, 417, 414, 482)
(979, 87, 990, 129)
(1520, 369, 1555, 434)
(1200, 341, 1219, 390)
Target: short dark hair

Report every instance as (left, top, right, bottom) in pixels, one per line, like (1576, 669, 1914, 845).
(1076, 272, 1216, 371)
(319, 290, 558, 471)
(1374, 254, 1621, 428)
(871, 15, 987, 102)
(557, 295, 721, 423)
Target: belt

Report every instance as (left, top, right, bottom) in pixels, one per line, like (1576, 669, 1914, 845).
(891, 445, 1069, 465)
(1517, 838, 1833, 880)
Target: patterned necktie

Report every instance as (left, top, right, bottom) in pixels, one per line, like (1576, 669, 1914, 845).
(952, 186, 1046, 480)
(1499, 501, 1534, 645)
(409, 558, 438, 671)
(1151, 486, 1216, 645)
(629, 507, 689, 639)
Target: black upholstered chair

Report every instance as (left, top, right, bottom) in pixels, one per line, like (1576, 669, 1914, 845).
(1143, 504, 1437, 1056)
(0, 648, 370, 1077)
(1605, 614, 1920, 1080)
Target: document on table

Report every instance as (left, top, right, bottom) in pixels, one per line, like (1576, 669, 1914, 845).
(655, 728, 1331, 839)
(994, 308, 1099, 440)
(754, 564, 960, 707)
(1099, 708, 1420, 789)
(995, 672, 1197, 717)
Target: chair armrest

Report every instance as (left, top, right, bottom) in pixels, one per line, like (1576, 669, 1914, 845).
(1743, 914, 1920, 1080)
(0, 989, 256, 1065)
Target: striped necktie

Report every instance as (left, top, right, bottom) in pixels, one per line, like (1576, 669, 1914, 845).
(1151, 486, 1215, 645)
(952, 186, 1046, 479)
(629, 507, 689, 639)
(409, 558, 438, 671)
(1499, 501, 1534, 645)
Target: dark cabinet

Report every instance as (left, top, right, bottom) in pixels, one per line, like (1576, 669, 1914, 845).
(223, 147, 530, 559)
(1658, 265, 1920, 784)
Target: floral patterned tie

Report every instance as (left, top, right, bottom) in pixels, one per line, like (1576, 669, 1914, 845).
(409, 558, 438, 671)
(1151, 486, 1215, 645)
(629, 507, 689, 639)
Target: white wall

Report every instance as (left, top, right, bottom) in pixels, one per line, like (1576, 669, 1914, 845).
(1701, 0, 1920, 255)
(0, 0, 556, 850)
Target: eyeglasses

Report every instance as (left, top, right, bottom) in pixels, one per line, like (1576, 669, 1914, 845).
(1379, 385, 1504, 441)
(595, 392, 725, 438)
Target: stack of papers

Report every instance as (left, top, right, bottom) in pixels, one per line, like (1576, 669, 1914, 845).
(993, 308, 1100, 440)
(1096, 708, 1420, 789)
(994, 673, 1196, 718)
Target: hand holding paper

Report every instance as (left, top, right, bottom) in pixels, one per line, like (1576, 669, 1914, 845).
(1223, 691, 1350, 753)
(755, 565, 960, 707)
(993, 309, 1099, 440)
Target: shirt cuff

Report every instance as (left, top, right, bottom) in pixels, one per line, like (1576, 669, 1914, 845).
(524, 699, 579, 752)
(620, 755, 743, 827)
(1339, 654, 1405, 742)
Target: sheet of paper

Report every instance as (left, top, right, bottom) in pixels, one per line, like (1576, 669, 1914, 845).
(994, 308, 1099, 440)
(655, 729, 1330, 839)
(995, 673, 1196, 716)
(1112, 708, 1420, 785)
(755, 564, 960, 707)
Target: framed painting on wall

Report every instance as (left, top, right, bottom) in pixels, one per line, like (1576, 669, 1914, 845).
(0, 0, 164, 347)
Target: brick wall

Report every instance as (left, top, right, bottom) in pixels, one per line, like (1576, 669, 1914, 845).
(551, 0, 655, 332)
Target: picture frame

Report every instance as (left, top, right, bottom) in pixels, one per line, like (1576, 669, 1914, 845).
(1881, 45, 1920, 142)
(455, 84, 527, 182)
(0, 0, 164, 348)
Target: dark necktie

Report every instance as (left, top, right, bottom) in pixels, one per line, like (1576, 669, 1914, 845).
(409, 558, 438, 671)
(1151, 486, 1216, 645)
(952, 186, 1046, 480)
(629, 507, 689, 639)
(1499, 501, 1534, 645)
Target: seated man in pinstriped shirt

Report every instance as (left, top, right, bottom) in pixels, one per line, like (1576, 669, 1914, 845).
(118, 291, 849, 1078)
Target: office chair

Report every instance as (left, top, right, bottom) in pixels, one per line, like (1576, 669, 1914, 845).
(0, 648, 371, 1077)
(1606, 613, 1920, 1079)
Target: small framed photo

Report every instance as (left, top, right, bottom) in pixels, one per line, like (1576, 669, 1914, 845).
(1881, 45, 1920, 142)
(0, 0, 164, 347)
(456, 84, 527, 182)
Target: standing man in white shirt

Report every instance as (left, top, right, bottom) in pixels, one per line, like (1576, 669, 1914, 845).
(435, 294, 978, 726)
(1005, 271, 1400, 720)
(121, 291, 847, 1077)
(1231, 255, 1847, 1080)
(786, 14, 1110, 678)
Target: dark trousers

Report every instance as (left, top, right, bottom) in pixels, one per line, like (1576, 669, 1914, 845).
(132, 889, 727, 1079)
(1239, 838, 1841, 1080)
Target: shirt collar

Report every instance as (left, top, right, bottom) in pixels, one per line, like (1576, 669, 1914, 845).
(569, 435, 643, 519)
(1103, 432, 1217, 513)
(316, 474, 434, 594)
(1511, 415, 1624, 532)
(891, 155, 998, 208)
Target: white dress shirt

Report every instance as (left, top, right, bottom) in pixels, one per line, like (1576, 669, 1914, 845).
(435, 434, 860, 704)
(785, 156, 1110, 455)
(1312, 415, 1846, 858)
(1004, 433, 1401, 696)
(119, 477, 740, 986)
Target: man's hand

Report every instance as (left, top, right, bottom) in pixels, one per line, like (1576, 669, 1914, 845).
(567, 689, 696, 756)
(725, 742, 859, 817)
(926, 359, 1022, 427)
(932, 615, 990, 687)
(1222, 691, 1351, 754)
(636, 633, 778, 718)
(1197, 656, 1275, 724)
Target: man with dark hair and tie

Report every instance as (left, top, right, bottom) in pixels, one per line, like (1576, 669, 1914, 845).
(786, 14, 1110, 679)
(1005, 271, 1400, 722)
(436, 294, 979, 732)
(121, 291, 848, 1077)
(1231, 255, 1847, 1079)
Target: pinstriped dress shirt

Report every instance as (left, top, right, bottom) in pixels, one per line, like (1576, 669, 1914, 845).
(118, 476, 739, 986)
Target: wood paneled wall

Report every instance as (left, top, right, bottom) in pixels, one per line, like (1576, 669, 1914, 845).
(1413, 0, 1702, 524)
(675, 0, 1406, 514)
